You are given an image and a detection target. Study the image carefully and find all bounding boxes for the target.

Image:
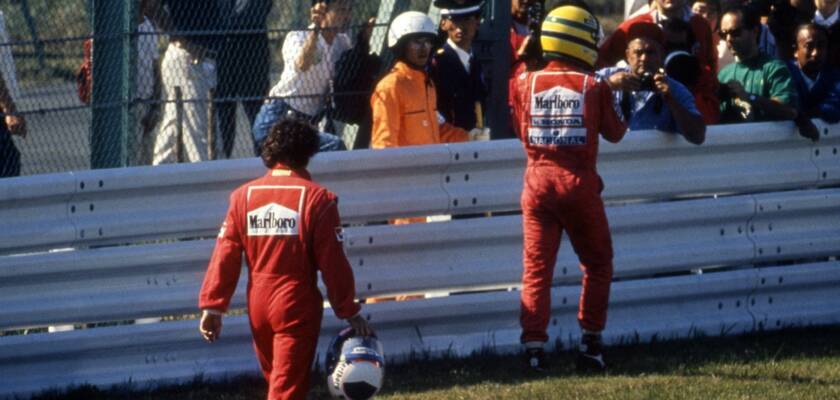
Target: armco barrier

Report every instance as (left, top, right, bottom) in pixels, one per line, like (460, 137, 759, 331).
(0, 121, 839, 397)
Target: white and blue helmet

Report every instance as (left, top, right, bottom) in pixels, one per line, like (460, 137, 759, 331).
(325, 327, 385, 399)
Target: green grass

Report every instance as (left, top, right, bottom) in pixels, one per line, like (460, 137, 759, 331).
(32, 326, 840, 399)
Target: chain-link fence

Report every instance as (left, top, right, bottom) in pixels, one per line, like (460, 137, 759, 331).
(0, 0, 621, 178)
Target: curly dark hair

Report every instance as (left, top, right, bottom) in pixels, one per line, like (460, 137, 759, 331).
(260, 118, 320, 169)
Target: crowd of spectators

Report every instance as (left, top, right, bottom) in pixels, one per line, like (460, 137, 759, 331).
(16, 0, 834, 177)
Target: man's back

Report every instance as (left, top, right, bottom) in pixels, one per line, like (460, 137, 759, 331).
(510, 61, 625, 171)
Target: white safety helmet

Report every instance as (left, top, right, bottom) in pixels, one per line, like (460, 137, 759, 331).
(387, 11, 437, 48)
(326, 327, 386, 399)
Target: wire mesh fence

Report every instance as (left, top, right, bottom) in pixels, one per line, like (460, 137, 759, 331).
(0, 0, 621, 178)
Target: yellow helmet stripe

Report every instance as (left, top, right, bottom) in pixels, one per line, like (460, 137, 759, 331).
(541, 30, 598, 52)
(544, 15, 598, 36)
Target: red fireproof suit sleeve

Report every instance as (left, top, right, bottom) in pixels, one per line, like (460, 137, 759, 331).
(199, 191, 244, 312)
(596, 79, 627, 143)
(310, 191, 361, 319)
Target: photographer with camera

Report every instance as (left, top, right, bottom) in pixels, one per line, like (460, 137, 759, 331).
(510, 0, 545, 74)
(599, 23, 706, 145)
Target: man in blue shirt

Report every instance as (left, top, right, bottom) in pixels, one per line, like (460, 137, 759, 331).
(598, 23, 705, 145)
(786, 23, 840, 124)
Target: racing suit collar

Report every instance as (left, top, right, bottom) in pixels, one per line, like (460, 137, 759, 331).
(268, 163, 312, 180)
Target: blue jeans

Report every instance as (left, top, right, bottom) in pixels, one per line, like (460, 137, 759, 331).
(252, 99, 346, 156)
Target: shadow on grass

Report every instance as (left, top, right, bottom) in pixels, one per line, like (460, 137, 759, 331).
(30, 326, 840, 400)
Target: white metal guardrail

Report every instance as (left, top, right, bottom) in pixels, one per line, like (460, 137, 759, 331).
(2, 187, 837, 331)
(1, 121, 837, 255)
(0, 121, 839, 398)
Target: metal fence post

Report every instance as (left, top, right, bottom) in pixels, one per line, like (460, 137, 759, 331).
(91, 0, 135, 169)
(486, 0, 512, 139)
(175, 86, 183, 163)
(18, 0, 45, 70)
(207, 89, 215, 160)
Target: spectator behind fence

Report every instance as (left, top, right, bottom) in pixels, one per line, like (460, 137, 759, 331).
(251, 0, 353, 155)
(766, 0, 815, 61)
(153, 0, 222, 164)
(717, 6, 800, 124)
(130, 0, 162, 166)
(0, 9, 25, 178)
(661, 17, 720, 124)
(813, 0, 840, 68)
(509, 5, 626, 374)
(216, 0, 272, 159)
(370, 11, 473, 150)
(599, 23, 706, 144)
(371, 11, 476, 226)
(691, 0, 721, 35)
(716, 1, 777, 71)
(332, 17, 380, 149)
(599, 0, 717, 74)
(430, 0, 488, 138)
(509, 0, 545, 75)
(786, 23, 840, 123)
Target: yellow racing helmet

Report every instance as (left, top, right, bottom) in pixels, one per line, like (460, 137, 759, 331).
(540, 5, 602, 68)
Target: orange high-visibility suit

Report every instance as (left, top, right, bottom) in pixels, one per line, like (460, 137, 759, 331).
(370, 60, 467, 225)
(509, 60, 626, 343)
(370, 61, 467, 149)
(199, 165, 361, 400)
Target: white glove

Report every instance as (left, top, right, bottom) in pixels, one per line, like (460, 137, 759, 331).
(468, 127, 490, 141)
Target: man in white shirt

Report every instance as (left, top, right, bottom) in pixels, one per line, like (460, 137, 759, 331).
(251, 0, 353, 153)
(130, 0, 161, 166)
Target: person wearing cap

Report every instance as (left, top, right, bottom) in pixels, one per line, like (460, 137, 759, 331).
(370, 11, 472, 150)
(198, 118, 372, 400)
(509, 5, 626, 373)
(598, 22, 706, 143)
(430, 0, 488, 135)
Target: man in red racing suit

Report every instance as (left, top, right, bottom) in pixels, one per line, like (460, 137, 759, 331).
(509, 4, 626, 373)
(198, 119, 371, 399)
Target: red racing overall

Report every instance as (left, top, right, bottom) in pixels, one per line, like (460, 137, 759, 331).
(199, 165, 360, 400)
(509, 60, 626, 344)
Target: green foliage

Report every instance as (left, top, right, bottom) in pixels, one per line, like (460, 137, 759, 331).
(32, 326, 840, 400)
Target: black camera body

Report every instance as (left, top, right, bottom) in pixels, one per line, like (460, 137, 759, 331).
(638, 71, 656, 91)
(527, 1, 545, 34)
